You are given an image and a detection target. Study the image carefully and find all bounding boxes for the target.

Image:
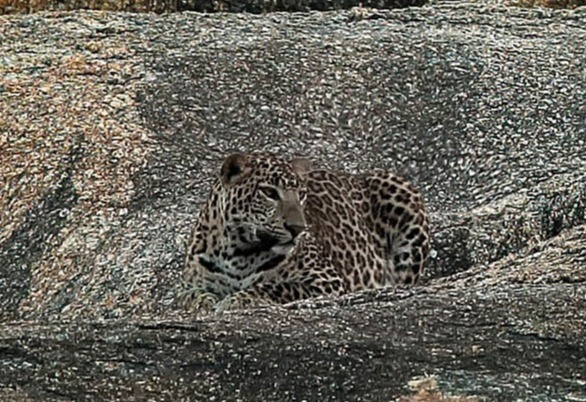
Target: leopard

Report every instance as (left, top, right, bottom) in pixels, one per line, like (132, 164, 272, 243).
(179, 152, 430, 312)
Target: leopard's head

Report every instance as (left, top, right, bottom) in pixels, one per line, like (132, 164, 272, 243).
(219, 153, 311, 254)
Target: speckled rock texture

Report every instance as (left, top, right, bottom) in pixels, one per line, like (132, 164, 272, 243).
(0, 0, 427, 14)
(0, 3, 585, 401)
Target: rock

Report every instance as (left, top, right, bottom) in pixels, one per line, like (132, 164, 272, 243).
(0, 4, 585, 400)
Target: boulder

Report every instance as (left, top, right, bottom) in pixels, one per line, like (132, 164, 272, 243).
(0, 4, 585, 400)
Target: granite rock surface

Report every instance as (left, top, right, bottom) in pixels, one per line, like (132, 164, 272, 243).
(0, 4, 585, 400)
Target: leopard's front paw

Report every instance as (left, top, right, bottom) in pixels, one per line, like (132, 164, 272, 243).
(177, 285, 219, 312)
(191, 292, 219, 311)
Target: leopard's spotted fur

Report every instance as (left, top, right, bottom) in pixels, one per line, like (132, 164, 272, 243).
(179, 153, 430, 311)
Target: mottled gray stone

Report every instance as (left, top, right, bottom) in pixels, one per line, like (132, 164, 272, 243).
(0, 4, 585, 401)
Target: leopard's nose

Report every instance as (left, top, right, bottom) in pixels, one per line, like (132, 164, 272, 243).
(284, 223, 306, 238)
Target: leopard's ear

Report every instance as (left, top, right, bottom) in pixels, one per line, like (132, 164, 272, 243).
(221, 153, 251, 186)
(290, 157, 312, 176)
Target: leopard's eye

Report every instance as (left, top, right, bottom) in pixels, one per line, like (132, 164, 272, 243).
(259, 185, 280, 201)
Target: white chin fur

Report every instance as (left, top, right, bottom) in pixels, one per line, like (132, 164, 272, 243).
(271, 243, 296, 255)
